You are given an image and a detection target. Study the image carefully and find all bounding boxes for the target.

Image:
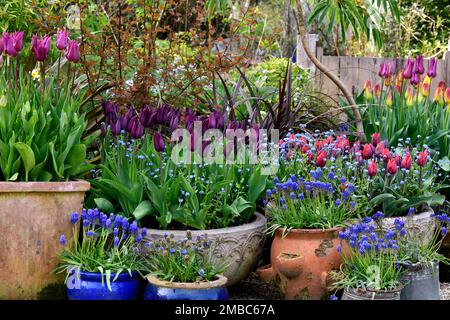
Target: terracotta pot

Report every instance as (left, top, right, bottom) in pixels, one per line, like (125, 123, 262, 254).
(0, 181, 90, 300)
(144, 212, 266, 286)
(382, 207, 435, 244)
(256, 227, 342, 300)
(341, 286, 402, 300)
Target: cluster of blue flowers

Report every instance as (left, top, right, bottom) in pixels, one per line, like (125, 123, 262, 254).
(431, 212, 450, 236)
(60, 208, 147, 249)
(337, 212, 406, 255)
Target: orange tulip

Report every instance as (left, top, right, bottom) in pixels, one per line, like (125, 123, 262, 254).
(364, 80, 372, 100)
(386, 91, 393, 107)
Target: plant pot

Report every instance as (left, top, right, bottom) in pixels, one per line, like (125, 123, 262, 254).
(382, 207, 435, 244)
(66, 270, 141, 300)
(0, 181, 90, 300)
(341, 286, 402, 300)
(144, 212, 266, 286)
(256, 227, 342, 300)
(400, 262, 440, 300)
(144, 275, 229, 300)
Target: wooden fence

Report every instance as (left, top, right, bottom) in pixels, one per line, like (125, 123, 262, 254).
(297, 35, 450, 100)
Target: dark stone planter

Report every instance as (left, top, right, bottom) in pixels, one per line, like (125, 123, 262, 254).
(400, 262, 440, 300)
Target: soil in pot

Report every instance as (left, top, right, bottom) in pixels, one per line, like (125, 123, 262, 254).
(341, 286, 402, 300)
(144, 275, 229, 300)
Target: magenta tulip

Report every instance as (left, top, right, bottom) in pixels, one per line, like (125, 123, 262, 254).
(153, 132, 165, 152)
(56, 29, 69, 50)
(3, 32, 17, 57)
(12, 31, 24, 53)
(415, 55, 424, 74)
(403, 59, 414, 79)
(427, 58, 437, 78)
(66, 40, 80, 63)
(31, 35, 51, 62)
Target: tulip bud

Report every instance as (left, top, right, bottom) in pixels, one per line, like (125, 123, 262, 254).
(434, 82, 446, 105)
(445, 88, 450, 106)
(368, 160, 377, 177)
(427, 58, 437, 78)
(417, 150, 429, 167)
(3, 32, 17, 57)
(405, 87, 414, 108)
(316, 150, 327, 168)
(153, 132, 165, 152)
(56, 29, 69, 50)
(364, 80, 372, 100)
(410, 73, 420, 86)
(415, 55, 424, 75)
(371, 133, 381, 146)
(66, 40, 80, 63)
(12, 31, 24, 53)
(374, 84, 381, 97)
(403, 59, 414, 79)
(386, 91, 393, 107)
(401, 153, 412, 170)
(362, 143, 373, 160)
(382, 148, 392, 163)
(387, 158, 398, 175)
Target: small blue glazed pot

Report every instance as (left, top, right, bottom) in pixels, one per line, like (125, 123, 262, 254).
(144, 275, 229, 300)
(66, 269, 141, 300)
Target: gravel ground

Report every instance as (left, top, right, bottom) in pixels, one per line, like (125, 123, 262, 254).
(228, 273, 450, 300)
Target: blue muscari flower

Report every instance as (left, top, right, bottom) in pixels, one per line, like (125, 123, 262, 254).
(408, 207, 415, 216)
(114, 215, 123, 227)
(329, 295, 338, 300)
(137, 235, 143, 243)
(370, 232, 377, 241)
(114, 236, 119, 248)
(400, 228, 407, 237)
(274, 177, 279, 184)
(280, 197, 285, 205)
(358, 246, 365, 255)
(290, 174, 297, 182)
(347, 184, 354, 192)
(105, 219, 112, 229)
(86, 231, 96, 237)
(130, 221, 139, 234)
(122, 218, 129, 231)
(349, 201, 356, 209)
(342, 190, 350, 200)
(340, 177, 346, 184)
(170, 248, 176, 254)
(181, 249, 188, 255)
(362, 217, 372, 224)
(298, 193, 304, 200)
(70, 212, 79, 224)
(82, 219, 89, 227)
(113, 227, 119, 236)
(381, 243, 387, 249)
(282, 204, 287, 210)
(372, 211, 384, 221)
(289, 192, 296, 199)
(199, 269, 205, 277)
(392, 244, 399, 250)
(335, 199, 341, 206)
(263, 199, 268, 206)
(266, 189, 272, 197)
(338, 231, 346, 239)
(442, 227, 447, 236)
(81, 208, 87, 220)
(336, 244, 342, 252)
(349, 240, 356, 248)
(328, 171, 335, 179)
(59, 234, 66, 246)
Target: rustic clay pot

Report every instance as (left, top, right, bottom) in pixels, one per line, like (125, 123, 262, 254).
(382, 207, 435, 244)
(256, 227, 342, 300)
(144, 212, 266, 286)
(0, 181, 90, 300)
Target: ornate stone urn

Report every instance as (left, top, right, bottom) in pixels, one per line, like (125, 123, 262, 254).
(144, 212, 267, 286)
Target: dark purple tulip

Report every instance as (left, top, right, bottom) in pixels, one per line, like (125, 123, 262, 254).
(56, 29, 69, 50)
(3, 32, 17, 57)
(427, 58, 437, 78)
(214, 111, 224, 129)
(31, 35, 51, 62)
(208, 113, 217, 129)
(66, 40, 80, 62)
(410, 72, 419, 86)
(121, 108, 134, 130)
(415, 55, 424, 74)
(153, 132, 165, 152)
(378, 63, 389, 78)
(169, 115, 179, 131)
(140, 105, 152, 127)
(130, 119, 143, 139)
(111, 120, 121, 136)
(127, 116, 139, 132)
(403, 59, 414, 79)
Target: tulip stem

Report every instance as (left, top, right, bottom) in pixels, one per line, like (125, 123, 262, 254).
(40, 62, 45, 91)
(66, 62, 71, 99)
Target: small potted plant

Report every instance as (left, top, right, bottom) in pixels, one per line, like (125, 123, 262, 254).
(396, 211, 450, 300)
(331, 211, 405, 300)
(55, 209, 148, 300)
(257, 170, 364, 300)
(143, 231, 228, 300)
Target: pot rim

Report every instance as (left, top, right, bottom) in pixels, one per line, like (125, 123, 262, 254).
(346, 284, 404, 294)
(143, 212, 266, 235)
(72, 270, 138, 281)
(382, 206, 434, 221)
(0, 180, 90, 192)
(146, 274, 228, 289)
(276, 226, 343, 234)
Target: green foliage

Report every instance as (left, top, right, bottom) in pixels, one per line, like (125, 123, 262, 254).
(143, 232, 226, 283)
(0, 67, 93, 181)
(0, 0, 37, 33)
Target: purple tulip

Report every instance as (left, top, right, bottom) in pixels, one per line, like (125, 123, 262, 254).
(12, 31, 24, 53)
(153, 132, 165, 152)
(390, 61, 396, 76)
(130, 118, 143, 139)
(3, 32, 17, 57)
(415, 55, 424, 74)
(56, 29, 69, 50)
(378, 62, 389, 78)
(208, 113, 217, 129)
(66, 40, 80, 62)
(111, 120, 121, 136)
(427, 58, 437, 78)
(410, 72, 419, 86)
(0, 34, 4, 54)
(403, 58, 414, 79)
(169, 115, 180, 131)
(31, 35, 51, 62)
(127, 115, 138, 132)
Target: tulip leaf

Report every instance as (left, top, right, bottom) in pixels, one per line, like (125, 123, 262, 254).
(132, 201, 154, 221)
(94, 198, 115, 214)
(14, 142, 36, 181)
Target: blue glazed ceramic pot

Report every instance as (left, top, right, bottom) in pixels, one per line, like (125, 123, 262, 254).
(144, 275, 229, 300)
(66, 270, 140, 300)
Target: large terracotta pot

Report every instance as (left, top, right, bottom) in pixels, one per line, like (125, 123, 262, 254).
(144, 212, 266, 286)
(0, 181, 90, 300)
(256, 227, 342, 300)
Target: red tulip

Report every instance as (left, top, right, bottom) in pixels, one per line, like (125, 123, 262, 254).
(371, 133, 381, 146)
(362, 143, 373, 159)
(387, 158, 398, 175)
(394, 155, 402, 167)
(417, 150, 429, 167)
(368, 160, 377, 177)
(316, 150, 327, 167)
(375, 142, 384, 157)
(382, 148, 392, 163)
(401, 154, 412, 170)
